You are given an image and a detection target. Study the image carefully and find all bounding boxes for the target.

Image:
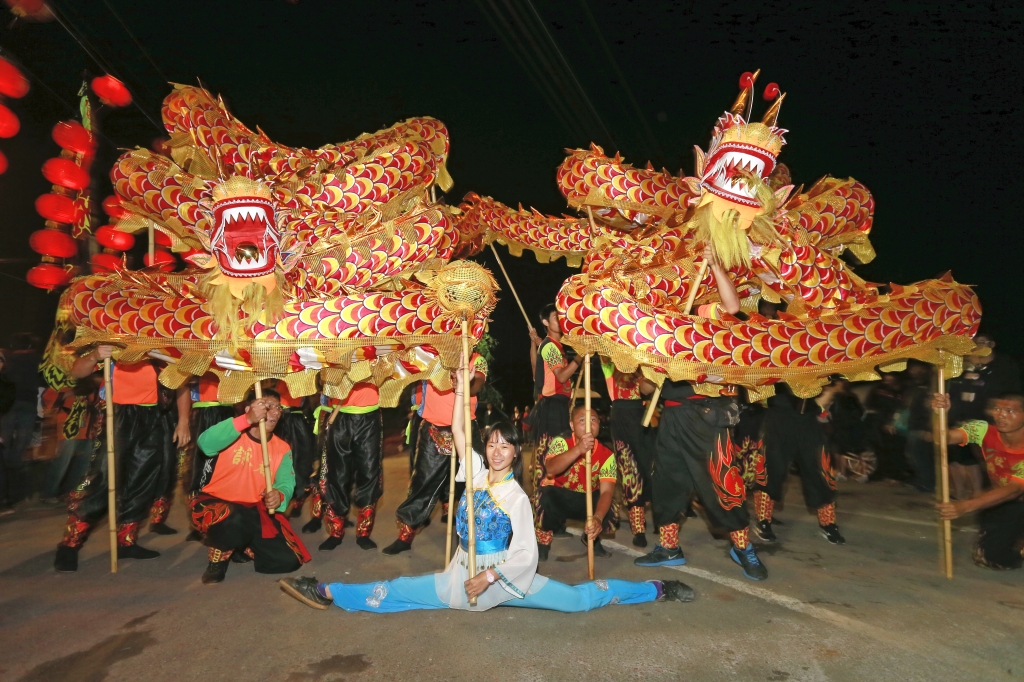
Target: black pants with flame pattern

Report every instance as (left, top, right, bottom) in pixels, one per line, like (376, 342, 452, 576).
(755, 402, 837, 510)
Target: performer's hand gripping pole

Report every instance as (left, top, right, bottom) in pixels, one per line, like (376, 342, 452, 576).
(103, 358, 117, 574)
(254, 382, 275, 515)
(936, 363, 953, 579)
(461, 318, 478, 604)
(584, 354, 595, 580)
(643, 258, 709, 427)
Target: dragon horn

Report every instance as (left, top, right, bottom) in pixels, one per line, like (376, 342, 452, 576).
(761, 92, 786, 126)
(729, 68, 760, 117)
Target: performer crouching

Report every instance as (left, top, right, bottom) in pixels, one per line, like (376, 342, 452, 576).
(192, 389, 310, 584)
(534, 405, 618, 561)
(278, 365, 694, 612)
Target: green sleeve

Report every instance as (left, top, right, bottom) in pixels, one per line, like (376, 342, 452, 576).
(545, 436, 569, 459)
(272, 452, 295, 511)
(959, 420, 989, 447)
(197, 418, 242, 457)
(598, 452, 618, 480)
(541, 343, 565, 369)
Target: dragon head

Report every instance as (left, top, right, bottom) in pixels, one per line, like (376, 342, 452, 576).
(210, 176, 279, 278)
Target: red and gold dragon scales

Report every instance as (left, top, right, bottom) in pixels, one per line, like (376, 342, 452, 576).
(47, 85, 497, 404)
(457, 73, 980, 396)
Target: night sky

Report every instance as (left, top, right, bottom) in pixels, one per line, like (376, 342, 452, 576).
(0, 1, 1020, 409)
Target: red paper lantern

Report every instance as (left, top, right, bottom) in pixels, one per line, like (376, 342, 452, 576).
(153, 230, 172, 247)
(0, 103, 20, 138)
(35, 193, 82, 224)
(91, 75, 132, 108)
(102, 195, 129, 220)
(90, 252, 122, 273)
(42, 157, 90, 191)
(95, 225, 135, 251)
(26, 263, 71, 290)
(0, 58, 29, 98)
(0, 150, 7, 175)
(52, 120, 96, 154)
(29, 229, 77, 258)
(144, 249, 176, 271)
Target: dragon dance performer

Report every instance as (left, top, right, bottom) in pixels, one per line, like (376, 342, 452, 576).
(602, 360, 654, 547)
(54, 345, 191, 573)
(751, 383, 844, 545)
(933, 392, 1024, 570)
(534, 404, 618, 560)
(271, 379, 316, 516)
(279, 366, 694, 612)
(192, 389, 310, 584)
(634, 247, 769, 581)
(382, 352, 487, 555)
(528, 304, 582, 452)
(311, 380, 383, 551)
(184, 373, 236, 542)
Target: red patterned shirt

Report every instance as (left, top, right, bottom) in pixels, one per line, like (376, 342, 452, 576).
(957, 420, 1024, 487)
(541, 434, 617, 493)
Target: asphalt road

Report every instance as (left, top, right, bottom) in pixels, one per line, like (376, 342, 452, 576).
(1, 450, 1022, 682)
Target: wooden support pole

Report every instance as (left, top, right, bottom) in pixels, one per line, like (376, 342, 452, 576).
(103, 358, 117, 574)
(147, 223, 155, 265)
(643, 259, 709, 427)
(936, 365, 953, 579)
(254, 382, 275, 515)
(489, 242, 534, 333)
(584, 354, 595, 580)
(461, 318, 478, 604)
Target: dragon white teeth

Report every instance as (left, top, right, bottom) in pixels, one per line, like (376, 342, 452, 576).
(221, 205, 268, 226)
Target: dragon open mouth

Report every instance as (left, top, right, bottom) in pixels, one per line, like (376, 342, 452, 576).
(701, 143, 776, 207)
(211, 198, 279, 277)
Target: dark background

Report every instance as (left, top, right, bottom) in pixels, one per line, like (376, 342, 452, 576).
(0, 1, 1020, 410)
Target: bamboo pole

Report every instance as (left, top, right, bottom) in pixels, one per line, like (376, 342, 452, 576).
(254, 382, 275, 515)
(103, 358, 117, 574)
(642, 259, 709, 426)
(936, 365, 953, 579)
(489, 242, 534, 333)
(584, 354, 595, 580)
(461, 318, 478, 604)
(147, 223, 155, 265)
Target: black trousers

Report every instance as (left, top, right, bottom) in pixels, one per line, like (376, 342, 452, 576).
(276, 408, 316, 499)
(755, 404, 837, 509)
(610, 400, 650, 507)
(975, 498, 1024, 570)
(651, 403, 749, 532)
(66, 404, 175, 529)
(529, 394, 571, 442)
(321, 410, 383, 531)
(185, 405, 235, 495)
(396, 419, 479, 529)
(192, 495, 305, 574)
(536, 486, 614, 536)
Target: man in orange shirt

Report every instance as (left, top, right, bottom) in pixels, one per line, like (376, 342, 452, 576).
(382, 353, 487, 555)
(307, 380, 383, 551)
(191, 389, 310, 583)
(54, 345, 191, 573)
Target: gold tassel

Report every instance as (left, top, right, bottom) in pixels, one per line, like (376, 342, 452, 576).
(691, 204, 750, 271)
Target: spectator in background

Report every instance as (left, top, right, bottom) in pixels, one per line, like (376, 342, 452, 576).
(864, 373, 908, 483)
(946, 331, 1021, 500)
(904, 362, 936, 493)
(0, 333, 42, 514)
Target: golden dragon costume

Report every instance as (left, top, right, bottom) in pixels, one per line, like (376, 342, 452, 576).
(456, 72, 980, 396)
(44, 85, 497, 403)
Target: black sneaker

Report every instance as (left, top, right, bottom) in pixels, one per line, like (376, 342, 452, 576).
(820, 524, 846, 545)
(582, 536, 611, 558)
(279, 576, 332, 610)
(230, 550, 252, 564)
(538, 544, 550, 562)
(202, 560, 229, 584)
(149, 522, 177, 535)
(118, 544, 160, 560)
(658, 579, 696, 603)
(185, 529, 203, 543)
(381, 538, 411, 555)
(632, 533, 648, 548)
(356, 536, 377, 550)
(319, 536, 343, 551)
(729, 544, 768, 581)
(753, 520, 777, 543)
(553, 526, 572, 539)
(301, 517, 322, 534)
(634, 544, 686, 567)
(54, 544, 79, 573)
